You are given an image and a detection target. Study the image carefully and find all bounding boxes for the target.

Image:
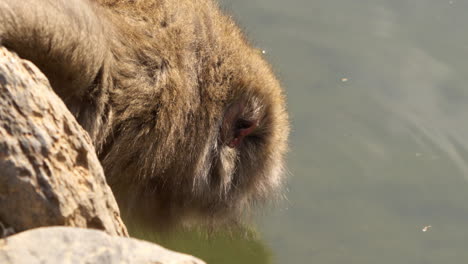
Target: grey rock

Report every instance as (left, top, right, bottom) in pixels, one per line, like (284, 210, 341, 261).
(0, 47, 127, 236)
(0, 226, 205, 264)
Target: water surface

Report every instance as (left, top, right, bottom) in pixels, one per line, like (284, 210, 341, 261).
(219, 0, 468, 263)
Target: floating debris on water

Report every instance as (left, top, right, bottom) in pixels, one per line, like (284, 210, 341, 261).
(422, 225, 432, 232)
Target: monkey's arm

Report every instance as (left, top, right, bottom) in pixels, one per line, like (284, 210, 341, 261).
(0, 0, 109, 99)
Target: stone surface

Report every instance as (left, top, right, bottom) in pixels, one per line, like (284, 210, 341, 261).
(0, 226, 205, 264)
(0, 47, 128, 236)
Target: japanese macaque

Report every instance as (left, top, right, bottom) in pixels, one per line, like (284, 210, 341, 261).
(0, 0, 289, 229)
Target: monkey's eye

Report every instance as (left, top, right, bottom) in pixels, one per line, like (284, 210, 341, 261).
(235, 119, 255, 130)
(221, 102, 258, 148)
(228, 119, 257, 148)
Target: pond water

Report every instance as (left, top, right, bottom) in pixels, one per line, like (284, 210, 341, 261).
(220, 0, 468, 263)
(133, 1, 468, 263)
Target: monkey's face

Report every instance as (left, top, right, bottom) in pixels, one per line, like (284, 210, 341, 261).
(177, 48, 289, 224)
(103, 27, 288, 227)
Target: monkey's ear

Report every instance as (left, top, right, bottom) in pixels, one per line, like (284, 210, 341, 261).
(221, 102, 258, 148)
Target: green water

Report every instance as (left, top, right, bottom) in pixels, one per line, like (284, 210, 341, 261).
(134, 1, 468, 263)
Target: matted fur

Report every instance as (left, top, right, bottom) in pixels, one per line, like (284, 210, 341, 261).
(0, 0, 289, 229)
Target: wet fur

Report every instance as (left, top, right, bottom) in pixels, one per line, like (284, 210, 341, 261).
(0, 0, 289, 228)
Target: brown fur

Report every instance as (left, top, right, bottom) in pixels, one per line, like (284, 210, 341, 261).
(0, 0, 289, 229)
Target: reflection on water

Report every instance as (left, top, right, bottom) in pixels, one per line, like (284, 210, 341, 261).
(130, 225, 271, 264)
(135, 1, 468, 263)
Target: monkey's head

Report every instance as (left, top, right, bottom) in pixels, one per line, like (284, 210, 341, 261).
(95, 2, 289, 229)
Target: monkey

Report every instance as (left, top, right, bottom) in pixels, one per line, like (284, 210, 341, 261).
(0, 0, 289, 229)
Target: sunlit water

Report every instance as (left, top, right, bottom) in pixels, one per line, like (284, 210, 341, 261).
(220, 0, 468, 263)
(134, 1, 468, 263)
